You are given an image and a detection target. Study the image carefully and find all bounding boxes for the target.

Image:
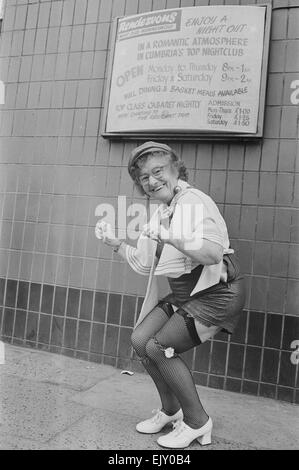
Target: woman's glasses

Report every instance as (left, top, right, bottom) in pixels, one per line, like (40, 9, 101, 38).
(138, 163, 171, 187)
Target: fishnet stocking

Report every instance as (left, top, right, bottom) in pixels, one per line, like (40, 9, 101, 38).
(145, 313, 209, 429)
(131, 306, 181, 415)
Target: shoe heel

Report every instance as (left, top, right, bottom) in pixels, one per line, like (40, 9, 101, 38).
(197, 431, 212, 446)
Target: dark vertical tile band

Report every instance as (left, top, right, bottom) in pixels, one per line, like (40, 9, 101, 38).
(64, 318, 77, 350)
(51, 316, 64, 347)
(80, 290, 94, 320)
(90, 322, 105, 354)
(231, 310, 247, 344)
(107, 293, 122, 325)
(5, 280, 17, 308)
(14, 310, 26, 339)
(0, 277, 298, 404)
(53, 286, 67, 316)
(29, 283, 41, 312)
(121, 295, 136, 327)
(104, 325, 119, 356)
(77, 321, 91, 351)
(248, 311, 265, 346)
(244, 346, 262, 382)
(265, 313, 283, 349)
(93, 292, 107, 323)
(3, 308, 15, 337)
(194, 340, 211, 373)
(17, 281, 29, 310)
(41, 285, 54, 314)
(278, 351, 296, 388)
(262, 349, 280, 384)
(282, 315, 299, 350)
(227, 344, 245, 379)
(210, 341, 227, 376)
(67, 288, 80, 318)
(26, 311, 38, 343)
(38, 314, 51, 345)
(0, 279, 5, 306)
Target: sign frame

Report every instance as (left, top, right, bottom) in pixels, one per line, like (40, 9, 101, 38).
(101, 3, 272, 141)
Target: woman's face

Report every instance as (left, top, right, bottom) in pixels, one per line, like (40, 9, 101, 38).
(138, 153, 179, 204)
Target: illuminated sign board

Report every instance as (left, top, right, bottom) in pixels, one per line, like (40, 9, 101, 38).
(102, 5, 271, 140)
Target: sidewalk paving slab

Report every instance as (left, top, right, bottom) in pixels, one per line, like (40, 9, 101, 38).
(0, 344, 298, 450)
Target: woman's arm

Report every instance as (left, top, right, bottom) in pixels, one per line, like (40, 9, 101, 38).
(165, 237, 223, 265)
(143, 224, 223, 265)
(95, 221, 153, 275)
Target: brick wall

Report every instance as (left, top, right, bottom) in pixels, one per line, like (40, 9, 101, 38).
(0, 0, 298, 404)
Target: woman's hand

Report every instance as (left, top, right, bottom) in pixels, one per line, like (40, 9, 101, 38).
(95, 220, 122, 249)
(142, 223, 170, 243)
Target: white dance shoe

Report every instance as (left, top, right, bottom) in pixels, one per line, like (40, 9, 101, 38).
(157, 417, 213, 448)
(136, 409, 183, 434)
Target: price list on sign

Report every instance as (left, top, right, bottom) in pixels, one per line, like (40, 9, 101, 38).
(104, 6, 268, 136)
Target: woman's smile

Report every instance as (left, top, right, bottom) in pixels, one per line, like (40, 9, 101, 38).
(148, 179, 176, 203)
(150, 183, 166, 193)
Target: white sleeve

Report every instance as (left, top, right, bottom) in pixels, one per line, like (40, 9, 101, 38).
(125, 235, 156, 276)
(176, 190, 224, 247)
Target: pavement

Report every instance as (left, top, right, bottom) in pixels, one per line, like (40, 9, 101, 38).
(0, 343, 298, 450)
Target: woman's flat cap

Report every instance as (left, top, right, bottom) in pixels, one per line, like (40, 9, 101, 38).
(128, 141, 177, 173)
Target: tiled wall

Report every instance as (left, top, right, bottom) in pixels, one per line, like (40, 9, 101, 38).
(0, 0, 298, 404)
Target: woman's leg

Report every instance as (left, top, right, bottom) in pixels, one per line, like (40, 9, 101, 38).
(131, 306, 181, 415)
(145, 312, 209, 429)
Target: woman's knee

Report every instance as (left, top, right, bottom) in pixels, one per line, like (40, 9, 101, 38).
(145, 337, 162, 361)
(131, 329, 148, 357)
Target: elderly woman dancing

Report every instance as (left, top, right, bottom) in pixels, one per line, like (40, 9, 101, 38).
(95, 141, 246, 449)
